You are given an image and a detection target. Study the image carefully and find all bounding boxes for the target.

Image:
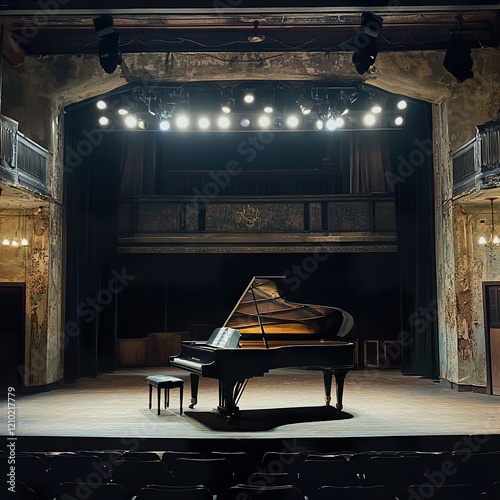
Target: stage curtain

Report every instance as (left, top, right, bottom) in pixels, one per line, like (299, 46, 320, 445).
(120, 134, 157, 195)
(64, 113, 123, 381)
(393, 106, 439, 378)
(349, 131, 392, 194)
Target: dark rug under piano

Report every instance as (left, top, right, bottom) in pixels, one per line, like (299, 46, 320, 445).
(185, 406, 353, 432)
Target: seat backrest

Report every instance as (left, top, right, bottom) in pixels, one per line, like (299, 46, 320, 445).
(172, 458, 234, 494)
(403, 483, 482, 500)
(220, 484, 304, 500)
(111, 460, 172, 497)
(208, 451, 259, 483)
(135, 485, 213, 500)
(313, 485, 395, 500)
(161, 451, 203, 471)
(57, 482, 129, 500)
(298, 459, 360, 496)
(261, 451, 308, 475)
(248, 472, 298, 487)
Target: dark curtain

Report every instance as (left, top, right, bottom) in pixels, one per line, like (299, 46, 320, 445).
(120, 134, 157, 196)
(393, 103, 439, 378)
(349, 131, 392, 193)
(64, 111, 122, 381)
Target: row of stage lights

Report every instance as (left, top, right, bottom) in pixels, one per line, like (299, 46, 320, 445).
(95, 93, 407, 132)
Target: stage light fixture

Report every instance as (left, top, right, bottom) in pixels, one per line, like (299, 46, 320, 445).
(394, 116, 404, 126)
(297, 97, 313, 115)
(98, 116, 110, 126)
(198, 117, 210, 130)
(363, 113, 376, 126)
(124, 115, 138, 128)
(335, 117, 345, 128)
(94, 15, 122, 75)
(326, 118, 337, 131)
(118, 106, 129, 116)
(138, 119, 148, 130)
(221, 98, 234, 114)
(159, 120, 170, 131)
(240, 118, 250, 128)
(315, 119, 324, 130)
(218, 116, 231, 129)
(443, 38, 474, 83)
(352, 12, 383, 75)
(96, 100, 107, 110)
(176, 115, 189, 129)
(286, 115, 299, 128)
(371, 104, 382, 114)
(258, 115, 271, 128)
(397, 100, 407, 110)
(263, 105, 274, 114)
(243, 91, 255, 104)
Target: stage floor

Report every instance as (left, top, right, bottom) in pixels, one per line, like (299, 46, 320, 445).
(2, 368, 499, 449)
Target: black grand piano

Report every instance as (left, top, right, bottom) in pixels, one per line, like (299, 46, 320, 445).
(170, 276, 355, 420)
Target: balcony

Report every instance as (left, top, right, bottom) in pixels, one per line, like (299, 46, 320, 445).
(453, 118, 500, 199)
(0, 115, 49, 197)
(117, 193, 397, 253)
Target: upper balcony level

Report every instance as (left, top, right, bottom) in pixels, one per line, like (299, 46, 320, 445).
(453, 118, 500, 200)
(0, 114, 50, 198)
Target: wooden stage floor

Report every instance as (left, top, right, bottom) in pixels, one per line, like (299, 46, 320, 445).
(2, 368, 500, 453)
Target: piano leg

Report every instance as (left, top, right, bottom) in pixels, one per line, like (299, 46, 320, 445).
(217, 378, 247, 421)
(189, 373, 199, 409)
(333, 369, 348, 411)
(322, 370, 333, 406)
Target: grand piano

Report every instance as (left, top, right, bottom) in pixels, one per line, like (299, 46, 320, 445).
(170, 276, 355, 420)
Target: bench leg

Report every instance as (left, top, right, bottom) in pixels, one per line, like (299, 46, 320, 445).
(149, 384, 153, 410)
(157, 386, 161, 415)
(166, 387, 170, 408)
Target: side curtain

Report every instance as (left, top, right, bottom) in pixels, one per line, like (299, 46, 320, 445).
(392, 104, 439, 378)
(64, 111, 122, 381)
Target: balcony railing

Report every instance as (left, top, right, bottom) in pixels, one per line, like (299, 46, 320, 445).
(0, 115, 49, 196)
(453, 118, 500, 198)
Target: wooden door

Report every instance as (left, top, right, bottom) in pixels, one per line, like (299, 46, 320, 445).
(486, 285, 500, 395)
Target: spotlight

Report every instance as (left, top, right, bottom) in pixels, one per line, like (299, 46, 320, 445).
(394, 116, 404, 126)
(2, 239, 9, 246)
(221, 98, 234, 114)
(159, 120, 170, 131)
(263, 105, 274, 114)
(315, 119, 324, 130)
(297, 97, 313, 115)
(443, 38, 474, 83)
(124, 115, 138, 128)
(218, 116, 231, 129)
(98, 116, 110, 126)
(138, 119, 148, 130)
(243, 91, 255, 104)
(176, 114, 189, 129)
(397, 100, 407, 110)
(258, 115, 271, 128)
(286, 115, 299, 128)
(371, 104, 382, 114)
(96, 100, 107, 110)
(352, 12, 383, 75)
(240, 118, 251, 128)
(325, 118, 337, 131)
(94, 16, 122, 74)
(118, 107, 129, 116)
(363, 113, 376, 126)
(198, 117, 210, 130)
(335, 117, 345, 128)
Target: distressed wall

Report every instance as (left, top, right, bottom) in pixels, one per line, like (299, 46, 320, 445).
(3, 48, 500, 388)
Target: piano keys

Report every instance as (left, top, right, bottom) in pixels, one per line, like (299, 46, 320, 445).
(170, 276, 355, 420)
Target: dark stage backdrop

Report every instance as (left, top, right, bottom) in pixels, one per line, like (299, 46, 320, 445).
(63, 91, 437, 380)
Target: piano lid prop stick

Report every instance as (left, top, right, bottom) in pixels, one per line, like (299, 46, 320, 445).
(250, 284, 270, 349)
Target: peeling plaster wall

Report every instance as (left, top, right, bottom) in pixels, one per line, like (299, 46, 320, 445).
(0, 208, 54, 386)
(2, 48, 500, 388)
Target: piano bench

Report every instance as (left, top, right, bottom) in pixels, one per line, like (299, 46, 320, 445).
(146, 375, 184, 415)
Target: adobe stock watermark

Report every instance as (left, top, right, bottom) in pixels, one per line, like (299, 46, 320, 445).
(16, 267, 135, 381)
(192, 131, 274, 209)
(385, 137, 433, 193)
(282, 247, 331, 292)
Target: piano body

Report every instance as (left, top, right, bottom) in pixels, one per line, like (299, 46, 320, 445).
(170, 276, 355, 420)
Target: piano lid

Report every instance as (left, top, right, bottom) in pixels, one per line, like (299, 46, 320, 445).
(223, 276, 354, 339)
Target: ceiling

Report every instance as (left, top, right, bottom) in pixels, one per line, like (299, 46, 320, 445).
(1, 2, 499, 62)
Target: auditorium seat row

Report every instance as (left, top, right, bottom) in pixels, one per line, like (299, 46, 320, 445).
(1, 449, 499, 499)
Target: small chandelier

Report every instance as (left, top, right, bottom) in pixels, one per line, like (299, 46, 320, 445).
(479, 197, 500, 246)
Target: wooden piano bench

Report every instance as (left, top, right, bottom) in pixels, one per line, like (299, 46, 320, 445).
(146, 375, 184, 415)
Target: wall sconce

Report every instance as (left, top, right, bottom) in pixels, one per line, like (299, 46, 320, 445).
(479, 197, 500, 246)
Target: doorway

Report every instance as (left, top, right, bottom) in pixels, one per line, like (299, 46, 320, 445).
(484, 282, 500, 395)
(0, 284, 25, 394)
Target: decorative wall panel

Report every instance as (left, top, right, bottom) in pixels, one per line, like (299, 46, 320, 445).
(328, 202, 370, 232)
(205, 203, 304, 231)
(374, 201, 397, 232)
(137, 203, 180, 232)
